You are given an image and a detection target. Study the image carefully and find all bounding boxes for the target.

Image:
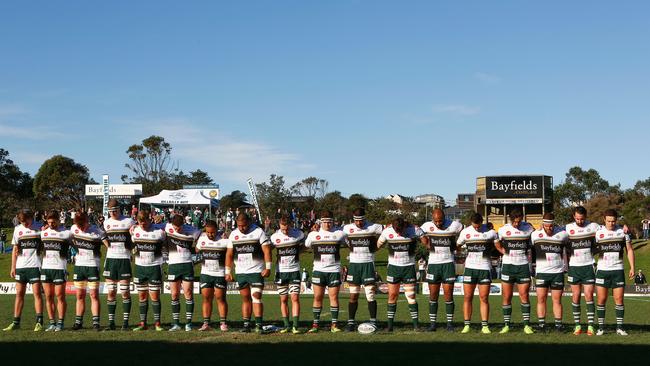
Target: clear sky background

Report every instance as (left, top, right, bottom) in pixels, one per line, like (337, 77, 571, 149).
(1, 1, 649, 204)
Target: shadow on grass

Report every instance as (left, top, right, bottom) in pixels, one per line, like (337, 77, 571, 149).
(0, 341, 648, 365)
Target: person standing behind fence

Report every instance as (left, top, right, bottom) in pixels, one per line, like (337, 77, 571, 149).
(642, 219, 650, 240)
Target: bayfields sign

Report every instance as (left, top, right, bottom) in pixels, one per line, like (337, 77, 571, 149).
(486, 176, 544, 199)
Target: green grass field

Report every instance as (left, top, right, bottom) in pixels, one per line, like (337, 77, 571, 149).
(1, 228, 649, 365)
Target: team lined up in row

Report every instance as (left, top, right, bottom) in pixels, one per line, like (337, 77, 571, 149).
(5, 200, 635, 335)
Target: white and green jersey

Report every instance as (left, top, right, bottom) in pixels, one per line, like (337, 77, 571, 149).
(132, 226, 165, 267)
(164, 223, 200, 265)
(343, 222, 382, 264)
(70, 224, 106, 268)
(104, 216, 135, 260)
(12, 223, 42, 269)
(457, 225, 497, 271)
(595, 225, 629, 271)
(197, 233, 229, 277)
(421, 219, 463, 265)
(305, 228, 346, 273)
(270, 228, 305, 273)
(377, 226, 423, 267)
(228, 225, 270, 274)
(565, 222, 600, 267)
(497, 222, 533, 266)
(41, 227, 71, 270)
(531, 227, 567, 274)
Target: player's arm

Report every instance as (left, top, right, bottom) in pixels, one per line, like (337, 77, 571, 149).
(225, 246, 234, 282)
(261, 241, 272, 278)
(494, 239, 506, 255)
(10, 243, 18, 278)
(420, 235, 431, 250)
(626, 238, 635, 280)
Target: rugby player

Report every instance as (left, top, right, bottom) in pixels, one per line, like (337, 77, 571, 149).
(132, 210, 166, 331)
(270, 216, 305, 334)
(377, 217, 423, 331)
(71, 211, 109, 331)
(196, 220, 230, 332)
(531, 213, 568, 332)
(3, 210, 43, 332)
(225, 213, 272, 333)
(342, 208, 382, 331)
(565, 206, 599, 336)
(305, 210, 346, 333)
(495, 208, 534, 334)
(103, 199, 136, 330)
(40, 211, 71, 332)
(594, 209, 635, 336)
(457, 213, 496, 334)
(165, 214, 201, 331)
(420, 209, 463, 331)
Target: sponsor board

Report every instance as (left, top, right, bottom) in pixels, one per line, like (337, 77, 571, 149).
(1, 282, 648, 296)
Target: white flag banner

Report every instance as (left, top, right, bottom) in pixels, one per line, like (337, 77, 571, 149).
(247, 178, 262, 223)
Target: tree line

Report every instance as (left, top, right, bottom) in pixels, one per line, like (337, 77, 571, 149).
(2, 137, 649, 236)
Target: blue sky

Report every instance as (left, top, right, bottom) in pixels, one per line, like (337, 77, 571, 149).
(1, 1, 649, 204)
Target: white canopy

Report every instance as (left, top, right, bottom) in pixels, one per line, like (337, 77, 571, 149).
(139, 189, 216, 206)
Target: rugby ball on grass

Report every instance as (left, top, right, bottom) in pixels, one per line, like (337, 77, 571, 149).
(357, 322, 377, 334)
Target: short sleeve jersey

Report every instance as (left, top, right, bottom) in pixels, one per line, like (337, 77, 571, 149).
(70, 224, 106, 268)
(342, 222, 383, 264)
(377, 225, 423, 267)
(270, 228, 305, 273)
(132, 226, 166, 267)
(497, 222, 534, 266)
(305, 228, 346, 273)
(41, 227, 71, 270)
(164, 223, 201, 265)
(228, 225, 270, 274)
(104, 216, 135, 260)
(457, 225, 497, 271)
(196, 233, 229, 277)
(565, 222, 600, 267)
(12, 223, 42, 269)
(531, 227, 568, 274)
(595, 225, 629, 271)
(421, 219, 463, 265)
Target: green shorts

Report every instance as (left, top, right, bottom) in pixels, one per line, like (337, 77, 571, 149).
(500, 263, 531, 284)
(103, 258, 132, 281)
(426, 262, 457, 284)
(73, 266, 100, 282)
(200, 274, 227, 289)
(134, 265, 163, 285)
(237, 273, 264, 288)
(167, 262, 195, 282)
(535, 272, 565, 290)
(463, 268, 492, 285)
(386, 265, 417, 284)
(346, 262, 376, 285)
(567, 265, 596, 285)
(40, 269, 67, 284)
(595, 269, 625, 289)
(275, 271, 301, 285)
(311, 271, 341, 287)
(15, 267, 41, 284)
